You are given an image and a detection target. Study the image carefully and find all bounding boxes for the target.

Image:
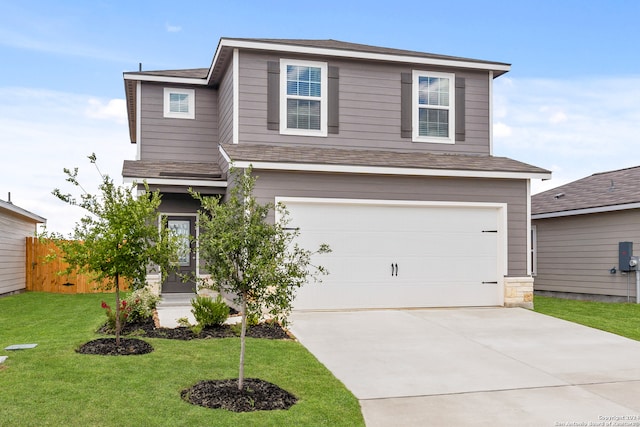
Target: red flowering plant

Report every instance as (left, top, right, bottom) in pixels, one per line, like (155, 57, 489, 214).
(101, 299, 132, 332)
(42, 154, 180, 346)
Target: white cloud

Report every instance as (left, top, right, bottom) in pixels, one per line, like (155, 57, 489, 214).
(0, 26, 132, 63)
(548, 111, 568, 124)
(85, 98, 127, 123)
(0, 87, 136, 235)
(493, 122, 512, 138)
(493, 76, 640, 194)
(166, 23, 182, 33)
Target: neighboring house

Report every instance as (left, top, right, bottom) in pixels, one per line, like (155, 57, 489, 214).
(122, 38, 550, 309)
(532, 166, 640, 302)
(0, 197, 46, 296)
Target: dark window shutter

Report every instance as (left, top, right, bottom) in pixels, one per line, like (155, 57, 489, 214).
(267, 61, 280, 130)
(328, 66, 339, 134)
(455, 77, 466, 141)
(400, 73, 412, 138)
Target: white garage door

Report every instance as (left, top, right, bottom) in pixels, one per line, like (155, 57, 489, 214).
(280, 198, 505, 310)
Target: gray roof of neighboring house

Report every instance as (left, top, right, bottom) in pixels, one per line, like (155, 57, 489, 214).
(532, 166, 640, 216)
(221, 143, 550, 176)
(0, 199, 46, 223)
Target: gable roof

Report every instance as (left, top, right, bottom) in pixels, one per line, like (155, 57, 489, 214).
(211, 38, 511, 77)
(221, 143, 551, 180)
(532, 166, 640, 218)
(0, 199, 46, 224)
(123, 37, 512, 144)
(124, 38, 511, 84)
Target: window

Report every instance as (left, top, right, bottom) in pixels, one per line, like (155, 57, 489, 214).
(412, 71, 455, 143)
(163, 88, 195, 119)
(280, 59, 327, 136)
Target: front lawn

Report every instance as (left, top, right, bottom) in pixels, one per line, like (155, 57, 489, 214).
(0, 292, 364, 426)
(534, 295, 640, 341)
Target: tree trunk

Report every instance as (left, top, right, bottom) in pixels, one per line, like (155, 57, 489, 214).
(114, 273, 121, 347)
(238, 298, 247, 391)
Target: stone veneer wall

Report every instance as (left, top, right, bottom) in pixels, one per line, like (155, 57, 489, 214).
(504, 276, 534, 309)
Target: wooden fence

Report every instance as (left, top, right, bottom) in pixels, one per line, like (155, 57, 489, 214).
(25, 237, 129, 294)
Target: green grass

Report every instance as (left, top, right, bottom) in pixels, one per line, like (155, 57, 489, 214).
(534, 295, 640, 341)
(0, 292, 364, 426)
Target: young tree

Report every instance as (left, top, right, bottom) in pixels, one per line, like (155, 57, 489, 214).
(47, 154, 179, 345)
(192, 168, 330, 390)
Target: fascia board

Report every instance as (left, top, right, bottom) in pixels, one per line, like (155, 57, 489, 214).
(215, 39, 511, 74)
(532, 202, 640, 219)
(123, 177, 228, 187)
(226, 159, 551, 180)
(123, 73, 208, 85)
(0, 202, 46, 223)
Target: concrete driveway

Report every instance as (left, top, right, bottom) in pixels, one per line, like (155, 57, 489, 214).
(288, 308, 640, 426)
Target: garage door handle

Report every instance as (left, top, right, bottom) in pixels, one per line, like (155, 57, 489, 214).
(391, 263, 398, 277)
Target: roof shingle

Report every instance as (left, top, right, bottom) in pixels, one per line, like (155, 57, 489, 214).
(122, 160, 224, 181)
(532, 166, 640, 215)
(221, 143, 550, 175)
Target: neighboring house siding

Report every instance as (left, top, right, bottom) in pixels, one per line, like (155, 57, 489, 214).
(237, 51, 491, 155)
(534, 210, 640, 298)
(139, 83, 219, 162)
(218, 62, 234, 146)
(251, 170, 528, 275)
(0, 213, 36, 295)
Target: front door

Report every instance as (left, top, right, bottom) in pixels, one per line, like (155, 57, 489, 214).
(163, 216, 197, 293)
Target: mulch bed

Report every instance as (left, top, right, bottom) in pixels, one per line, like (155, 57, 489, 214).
(97, 318, 291, 340)
(181, 378, 297, 412)
(76, 337, 154, 356)
(88, 316, 294, 411)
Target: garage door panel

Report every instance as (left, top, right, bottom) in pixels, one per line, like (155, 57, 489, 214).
(283, 200, 503, 310)
(294, 282, 502, 310)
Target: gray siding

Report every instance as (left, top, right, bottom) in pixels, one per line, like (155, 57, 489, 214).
(218, 62, 234, 146)
(534, 210, 640, 298)
(237, 51, 490, 155)
(0, 213, 37, 295)
(139, 83, 219, 162)
(250, 170, 528, 276)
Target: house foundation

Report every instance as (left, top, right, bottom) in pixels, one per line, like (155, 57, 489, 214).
(504, 276, 534, 309)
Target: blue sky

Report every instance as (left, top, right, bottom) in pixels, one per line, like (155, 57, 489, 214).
(1, 0, 639, 233)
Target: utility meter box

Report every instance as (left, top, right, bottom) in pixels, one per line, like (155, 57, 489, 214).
(620, 241, 634, 272)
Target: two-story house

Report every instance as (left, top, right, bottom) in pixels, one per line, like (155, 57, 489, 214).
(122, 38, 550, 310)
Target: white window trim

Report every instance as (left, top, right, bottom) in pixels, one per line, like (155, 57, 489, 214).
(412, 70, 455, 144)
(280, 58, 328, 137)
(163, 87, 195, 119)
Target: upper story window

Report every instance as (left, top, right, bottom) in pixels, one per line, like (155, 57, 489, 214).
(280, 59, 328, 136)
(164, 88, 195, 119)
(412, 71, 455, 143)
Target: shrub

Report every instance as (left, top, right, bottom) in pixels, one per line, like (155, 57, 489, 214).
(125, 287, 160, 323)
(191, 295, 230, 327)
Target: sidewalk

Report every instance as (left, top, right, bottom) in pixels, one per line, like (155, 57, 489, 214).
(155, 293, 195, 328)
